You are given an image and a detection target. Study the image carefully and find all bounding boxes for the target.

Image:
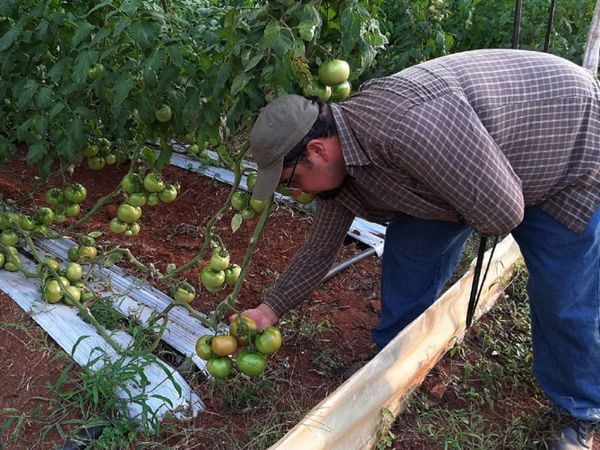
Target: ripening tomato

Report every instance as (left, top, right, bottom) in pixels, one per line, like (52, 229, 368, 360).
(78, 245, 97, 261)
(255, 326, 283, 355)
(211, 334, 238, 356)
(206, 356, 232, 379)
(236, 351, 266, 377)
(229, 315, 258, 346)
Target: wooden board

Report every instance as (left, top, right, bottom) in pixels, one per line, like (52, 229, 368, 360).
(270, 235, 522, 449)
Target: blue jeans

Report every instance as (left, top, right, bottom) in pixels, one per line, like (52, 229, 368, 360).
(373, 206, 600, 421)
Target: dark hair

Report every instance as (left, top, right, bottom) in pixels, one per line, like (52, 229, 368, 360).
(282, 98, 337, 167)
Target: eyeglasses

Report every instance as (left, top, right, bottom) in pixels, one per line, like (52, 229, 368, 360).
(283, 156, 301, 190)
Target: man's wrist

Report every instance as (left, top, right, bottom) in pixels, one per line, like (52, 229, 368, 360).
(257, 303, 279, 323)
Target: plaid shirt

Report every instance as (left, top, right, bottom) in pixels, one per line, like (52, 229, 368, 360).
(265, 49, 600, 316)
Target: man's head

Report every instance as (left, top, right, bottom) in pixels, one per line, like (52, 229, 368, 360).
(250, 95, 346, 200)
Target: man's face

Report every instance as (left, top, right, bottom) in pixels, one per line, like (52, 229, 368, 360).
(278, 135, 347, 196)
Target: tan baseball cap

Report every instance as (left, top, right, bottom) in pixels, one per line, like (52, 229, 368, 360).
(250, 95, 319, 200)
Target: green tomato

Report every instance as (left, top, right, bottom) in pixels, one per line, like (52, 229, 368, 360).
(67, 245, 80, 262)
(200, 266, 225, 289)
(158, 184, 178, 203)
(318, 59, 350, 86)
(88, 63, 104, 81)
(54, 214, 66, 223)
(63, 203, 81, 217)
(44, 258, 60, 271)
(78, 245, 97, 261)
(34, 207, 55, 225)
(44, 279, 63, 303)
(293, 192, 316, 205)
(0, 253, 4, 269)
(63, 285, 81, 306)
(246, 170, 258, 190)
(155, 104, 172, 123)
(128, 222, 141, 236)
(143, 172, 165, 193)
(195, 335, 214, 360)
(121, 173, 142, 194)
(240, 208, 255, 220)
(87, 156, 106, 170)
(83, 144, 99, 158)
(206, 356, 232, 379)
(230, 191, 249, 211)
(109, 218, 128, 234)
(0, 231, 19, 246)
(307, 81, 332, 102)
(250, 198, 268, 213)
(224, 264, 241, 286)
(209, 248, 230, 271)
(105, 154, 117, 165)
(173, 286, 196, 304)
(64, 183, 87, 203)
(117, 204, 142, 224)
(331, 80, 351, 101)
(127, 192, 147, 207)
(188, 144, 199, 154)
(65, 262, 83, 283)
(236, 351, 266, 377)
(45, 188, 64, 207)
(255, 326, 283, 355)
(146, 193, 160, 206)
(4, 261, 20, 272)
(18, 215, 36, 231)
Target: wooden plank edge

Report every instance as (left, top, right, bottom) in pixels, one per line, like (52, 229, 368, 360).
(270, 235, 522, 450)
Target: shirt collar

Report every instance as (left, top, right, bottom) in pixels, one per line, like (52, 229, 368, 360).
(331, 104, 371, 167)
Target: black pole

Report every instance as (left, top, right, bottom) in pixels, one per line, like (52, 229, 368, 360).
(544, 0, 557, 52)
(512, 0, 523, 49)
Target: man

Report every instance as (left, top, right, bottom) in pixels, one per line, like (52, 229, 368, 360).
(240, 49, 599, 449)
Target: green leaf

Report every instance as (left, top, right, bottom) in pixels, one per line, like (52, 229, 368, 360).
(36, 86, 54, 108)
(142, 146, 157, 166)
(17, 80, 38, 109)
(49, 102, 65, 118)
(244, 53, 263, 72)
(167, 44, 182, 67)
(113, 75, 134, 108)
(231, 213, 242, 233)
(73, 51, 90, 84)
(104, 252, 123, 268)
(0, 27, 19, 51)
(26, 141, 46, 166)
(230, 72, 250, 95)
(340, 8, 361, 54)
(261, 21, 280, 49)
(215, 144, 234, 169)
(71, 22, 94, 48)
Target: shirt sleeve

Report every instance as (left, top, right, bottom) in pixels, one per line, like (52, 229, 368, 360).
(392, 93, 525, 235)
(263, 198, 355, 316)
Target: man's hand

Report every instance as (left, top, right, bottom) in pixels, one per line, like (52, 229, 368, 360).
(229, 303, 279, 329)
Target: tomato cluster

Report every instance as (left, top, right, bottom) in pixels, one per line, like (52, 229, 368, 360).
(83, 138, 117, 171)
(42, 258, 94, 306)
(110, 172, 180, 236)
(44, 182, 88, 222)
(196, 315, 283, 379)
(199, 246, 241, 293)
(304, 59, 352, 103)
(229, 169, 272, 226)
(67, 235, 99, 264)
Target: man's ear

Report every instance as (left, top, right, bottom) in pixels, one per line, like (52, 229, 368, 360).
(306, 138, 329, 161)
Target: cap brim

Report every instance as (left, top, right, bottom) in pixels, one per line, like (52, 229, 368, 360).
(251, 157, 284, 200)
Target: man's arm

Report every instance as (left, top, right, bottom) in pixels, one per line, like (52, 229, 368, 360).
(237, 198, 355, 327)
(392, 93, 524, 235)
